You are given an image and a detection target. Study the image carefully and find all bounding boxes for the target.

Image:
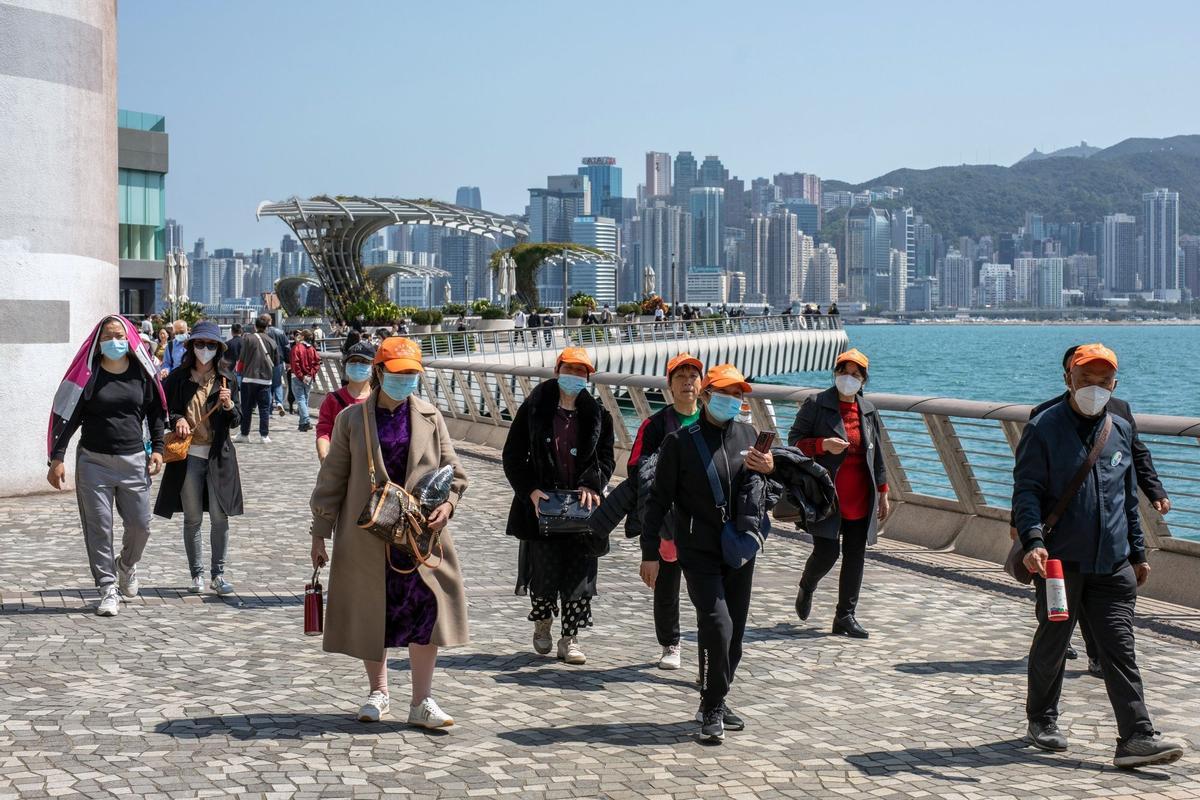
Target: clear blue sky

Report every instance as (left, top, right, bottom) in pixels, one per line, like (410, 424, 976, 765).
(118, 0, 1200, 251)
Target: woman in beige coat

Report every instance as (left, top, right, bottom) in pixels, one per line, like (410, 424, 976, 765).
(310, 337, 468, 727)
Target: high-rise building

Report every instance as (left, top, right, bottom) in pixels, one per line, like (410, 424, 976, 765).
(117, 109, 169, 316)
(640, 202, 690, 302)
(645, 152, 671, 198)
(455, 186, 482, 209)
(890, 207, 915, 287)
(699, 155, 727, 188)
(672, 152, 698, 207)
(440, 235, 477, 302)
(914, 219, 936, 278)
(1182, 235, 1200, 299)
(806, 243, 839, 305)
(685, 265, 728, 304)
(795, 232, 814, 301)
(1142, 188, 1179, 292)
(571, 216, 619, 260)
(1013, 258, 1038, 305)
(978, 263, 1014, 307)
(844, 207, 891, 306)
(765, 209, 798, 308)
(689, 187, 723, 269)
(1037, 257, 1065, 308)
(888, 249, 908, 312)
(578, 157, 622, 218)
(192, 237, 207, 260)
(1024, 211, 1045, 242)
(939, 249, 972, 308)
(529, 175, 590, 243)
(723, 177, 747, 231)
(164, 219, 182, 252)
(1066, 254, 1101, 303)
(750, 178, 780, 217)
(778, 200, 820, 236)
(1102, 213, 1138, 292)
(747, 215, 770, 302)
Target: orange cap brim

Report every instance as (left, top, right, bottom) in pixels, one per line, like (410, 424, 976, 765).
(1072, 354, 1117, 371)
(668, 358, 703, 376)
(706, 377, 752, 394)
(379, 357, 422, 373)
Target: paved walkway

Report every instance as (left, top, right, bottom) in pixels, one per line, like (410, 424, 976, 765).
(1, 425, 1198, 800)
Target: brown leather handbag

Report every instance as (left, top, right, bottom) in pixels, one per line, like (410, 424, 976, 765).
(163, 379, 226, 464)
(355, 402, 442, 574)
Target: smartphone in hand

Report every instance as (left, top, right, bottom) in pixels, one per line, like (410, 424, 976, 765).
(753, 430, 776, 453)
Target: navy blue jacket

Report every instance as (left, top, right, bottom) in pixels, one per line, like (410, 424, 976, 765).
(1013, 402, 1147, 574)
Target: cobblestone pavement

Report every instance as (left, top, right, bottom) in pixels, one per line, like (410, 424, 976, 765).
(2, 424, 1198, 800)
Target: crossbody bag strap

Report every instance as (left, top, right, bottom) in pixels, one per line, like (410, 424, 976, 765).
(686, 424, 727, 521)
(361, 401, 378, 488)
(1044, 414, 1113, 532)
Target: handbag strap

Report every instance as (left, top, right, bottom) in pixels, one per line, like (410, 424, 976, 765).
(1044, 414, 1113, 533)
(361, 400, 378, 488)
(686, 424, 727, 520)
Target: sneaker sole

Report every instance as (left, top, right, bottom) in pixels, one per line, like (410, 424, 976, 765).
(699, 730, 724, 742)
(559, 655, 587, 665)
(658, 659, 681, 670)
(1114, 748, 1183, 769)
(118, 586, 139, 598)
(95, 606, 119, 617)
(1028, 737, 1068, 753)
(533, 641, 553, 655)
(409, 718, 454, 729)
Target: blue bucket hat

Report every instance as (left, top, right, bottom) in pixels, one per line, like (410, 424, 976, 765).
(189, 320, 225, 351)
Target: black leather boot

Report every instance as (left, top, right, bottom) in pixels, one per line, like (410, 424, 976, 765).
(795, 586, 813, 621)
(832, 614, 869, 639)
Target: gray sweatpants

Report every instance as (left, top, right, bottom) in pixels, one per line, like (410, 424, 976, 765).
(75, 448, 152, 588)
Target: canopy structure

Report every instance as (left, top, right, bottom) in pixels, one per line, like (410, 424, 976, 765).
(257, 196, 528, 319)
(274, 275, 321, 315)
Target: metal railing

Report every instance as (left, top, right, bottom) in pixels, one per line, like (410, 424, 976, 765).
(412, 359, 1200, 551)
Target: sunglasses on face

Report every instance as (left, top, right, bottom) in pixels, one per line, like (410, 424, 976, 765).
(193, 342, 218, 352)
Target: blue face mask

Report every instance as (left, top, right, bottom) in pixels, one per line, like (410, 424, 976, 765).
(174, 333, 188, 343)
(99, 338, 129, 360)
(557, 374, 588, 397)
(381, 373, 420, 402)
(705, 392, 742, 422)
(345, 363, 372, 383)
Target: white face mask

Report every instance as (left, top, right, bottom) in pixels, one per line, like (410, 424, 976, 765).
(1072, 383, 1111, 417)
(195, 348, 217, 365)
(835, 374, 863, 397)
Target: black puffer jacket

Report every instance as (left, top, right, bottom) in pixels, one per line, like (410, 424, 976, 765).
(770, 446, 838, 530)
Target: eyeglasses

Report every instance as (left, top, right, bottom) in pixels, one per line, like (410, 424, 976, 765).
(193, 342, 218, 352)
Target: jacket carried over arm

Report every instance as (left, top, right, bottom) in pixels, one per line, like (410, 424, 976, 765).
(627, 406, 685, 559)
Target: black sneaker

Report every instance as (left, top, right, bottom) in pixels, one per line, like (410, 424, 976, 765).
(795, 585, 813, 621)
(699, 706, 724, 742)
(722, 705, 745, 731)
(1027, 719, 1068, 752)
(1065, 644, 1078, 660)
(1113, 732, 1184, 769)
(832, 614, 869, 639)
(1087, 658, 1104, 678)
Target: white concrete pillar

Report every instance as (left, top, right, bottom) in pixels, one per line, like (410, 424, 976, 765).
(0, 1, 118, 495)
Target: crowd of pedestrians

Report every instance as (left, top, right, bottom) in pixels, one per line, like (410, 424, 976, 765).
(42, 311, 1185, 766)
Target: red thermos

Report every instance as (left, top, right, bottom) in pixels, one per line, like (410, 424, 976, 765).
(1045, 559, 1069, 622)
(304, 568, 324, 636)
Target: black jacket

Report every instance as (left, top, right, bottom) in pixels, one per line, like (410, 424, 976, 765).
(645, 413, 771, 562)
(770, 446, 839, 529)
(502, 379, 616, 541)
(153, 363, 244, 519)
(628, 405, 687, 558)
(1013, 402, 1146, 574)
(787, 386, 887, 543)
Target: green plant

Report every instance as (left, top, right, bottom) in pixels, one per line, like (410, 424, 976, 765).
(470, 299, 492, 314)
(411, 309, 444, 326)
(489, 242, 608, 309)
(616, 302, 641, 316)
(442, 302, 467, 316)
(343, 298, 402, 324)
(480, 307, 508, 320)
(162, 299, 206, 327)
(567, 305, 588, 319)
(568, 291, 596, 309)
(398, 306, 418, 318)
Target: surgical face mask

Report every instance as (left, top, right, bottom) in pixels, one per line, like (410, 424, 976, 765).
(706, 392, 742, 423)
(194, 344, 217, 365)
(380, 373, 419, 402)
(557, 374, 588, 397)
(835, 374, 863, 397)
(1072, 383, 1111, 417)
(99, 338, 129, 360)
(345, 362, 372, 383)
(174, 333, 188, 342)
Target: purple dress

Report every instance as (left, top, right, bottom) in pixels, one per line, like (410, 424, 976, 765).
(376, 401, 438, 648)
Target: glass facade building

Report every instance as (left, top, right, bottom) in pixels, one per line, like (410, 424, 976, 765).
(117, 109, 169, 316)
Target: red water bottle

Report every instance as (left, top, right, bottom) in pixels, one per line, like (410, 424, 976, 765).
(304, 568, 324, 636)
(1045, 559, 1069, 622)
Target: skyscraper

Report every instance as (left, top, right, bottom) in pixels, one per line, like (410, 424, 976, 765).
(939, 249, 972, 308)
(773, 172, 821, 207)
(1037, 258, 1065, 308)
(749, 178, 780, 216)
(440, 235, 477, 302)
(699, 155, 727, 188)
(578, 157, 622, 218)
(914, 219, 936, 278)
(455, 186, 482, 209)
(672, 152, 698, 207)
(723, 176, 747, 231)
(747, 215, 770, 302)
(528, 175, 590, 243)
(844, 207, 891, 306)
(640, 202, 691, 301)
(1102, 213, 1137, 292)
(765, 209, 798, 308)
(1142, 188, 1179, 292)
(689, 187, 724, 269)
(645, 152, 671, 198)
(1182, 235, 1200, 299)
(888, 249, 908, 312)
(890, 207, 915, 286)
(806, 243, 839, 305)
(978, 263, 1014, 307)
(165, 219, 182, 252)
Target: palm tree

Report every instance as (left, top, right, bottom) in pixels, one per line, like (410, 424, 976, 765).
(489, 242, 607, 311)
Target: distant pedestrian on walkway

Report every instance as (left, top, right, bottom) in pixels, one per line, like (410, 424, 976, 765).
(159, 319, 189, 378)
(289, 329, 321, 432)
(234, 316, 279, 444)
(310, 337, 469, 728)
(503, 347, 615, 666)
(154, 321, 243, 595)
(1013, 343, 1183, 768)
(787, 348, 889, 639)
(46, 314, 166, 616)
(315, 341, 376, 462)
(153, 327, 170, 365)
(262, 314, 291, 418)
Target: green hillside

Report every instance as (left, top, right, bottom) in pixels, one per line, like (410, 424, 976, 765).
(827, 136, 1200, 239)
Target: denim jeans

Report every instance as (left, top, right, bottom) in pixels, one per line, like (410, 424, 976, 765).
(240, 382, 271, 436)
(271, 363, 286, 408)
(180, 455, 229, 578)
(290, 375, 311, 427)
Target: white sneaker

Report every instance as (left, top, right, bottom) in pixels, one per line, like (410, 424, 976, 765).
(659, 643, 682, 670)
(275, 403, 287, 417)
(188, 575, 205, 593)
(258, 435, 272, 444)
(357, 691, 390, 722)
(533, 618, 553, 655)
(407, 696, 454, 729)
(117, 563, 140, 598)
(210, 575, 234, 595)
(557, 635, 586, 665)
(96, 586, 120, 617)
(232, 434, 249, 444)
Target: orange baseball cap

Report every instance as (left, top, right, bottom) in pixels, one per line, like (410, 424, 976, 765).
(555, 346, 595, 375)
(667, 352, 703, 377)
(1071, 343, 1118, 371)
(374, 337, 423, 372)
(836, 348, 869, 370)
(702, 364, 752, 394)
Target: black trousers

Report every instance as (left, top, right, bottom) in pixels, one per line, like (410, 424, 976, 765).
(799, 516, 870, 618)
(239, 382, 271, 436)
(654, 557, 682, 647)
(1026, 561, 1154, 741)
(681, 555, 755, 711)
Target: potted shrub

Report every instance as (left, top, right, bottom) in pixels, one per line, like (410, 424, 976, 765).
(566, 305, 588, 326)
(477, 305, 513, 331)
(410, 308, 443, 333)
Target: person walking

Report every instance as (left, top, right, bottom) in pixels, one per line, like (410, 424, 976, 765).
(154, 321, 243, 595)
(234, 316, 279, 444)
(261, 314, 291, 417)
(787, 349, 889, 639)
(290, 329, 321, 432)
(643, 364, 776, 743)
(46, 314, 166, 616)
(159, 319, 189, 378)
(224, 323, 244, 384)
(315, 341, 376, 462)
(627, 353, 705, 670)
(153, 326, 171, 365)
(1014, 343, 1184, 768)
(503, 347, 615, 666)
(309, 337, 469, 727)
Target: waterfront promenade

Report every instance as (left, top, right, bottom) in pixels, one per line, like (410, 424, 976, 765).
(1, 427, 1198, 799)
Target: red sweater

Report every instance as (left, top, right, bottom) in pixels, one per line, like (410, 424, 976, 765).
(289, 342, 321, 379)
(796, 400, 887, 521)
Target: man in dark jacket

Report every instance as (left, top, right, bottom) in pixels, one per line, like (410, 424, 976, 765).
(644, 364, 775, 743)
(261, 314, 291, 416)
(1013, 343, 1183, 768)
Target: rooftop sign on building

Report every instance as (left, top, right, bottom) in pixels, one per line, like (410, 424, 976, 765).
(581, 157, 616, 165)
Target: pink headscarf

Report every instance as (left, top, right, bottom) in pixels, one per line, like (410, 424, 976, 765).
(47, 314, 167, 460)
